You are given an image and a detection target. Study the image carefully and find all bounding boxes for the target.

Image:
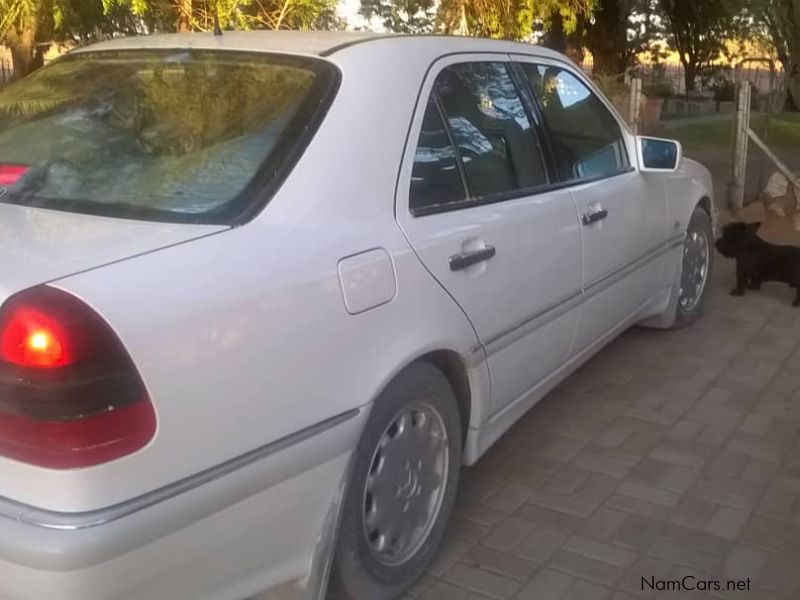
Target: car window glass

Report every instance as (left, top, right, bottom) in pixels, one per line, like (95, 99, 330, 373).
(521, 64, 629, 181)
(409, 98, 467, 210)
(0, 50, 334, 224)
(434, 62, 548, 198)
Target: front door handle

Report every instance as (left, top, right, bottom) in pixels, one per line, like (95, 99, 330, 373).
(581, 208, 608, 226)
(449, 246, 496, 271)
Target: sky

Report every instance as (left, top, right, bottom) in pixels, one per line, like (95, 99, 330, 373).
(337, 0, 373, 30)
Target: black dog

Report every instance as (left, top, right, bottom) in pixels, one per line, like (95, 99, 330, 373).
(715, 221, 800, 306)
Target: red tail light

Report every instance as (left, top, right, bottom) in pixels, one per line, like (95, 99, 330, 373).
(0, 164, 28, 186)
(0, 286, 156, 468)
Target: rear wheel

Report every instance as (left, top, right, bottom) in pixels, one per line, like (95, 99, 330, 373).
(673, 206, 714, 328)
(329, 362, 462, 599)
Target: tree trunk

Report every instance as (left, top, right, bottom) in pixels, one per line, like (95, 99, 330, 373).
(541, 10, 585, 64)
(788, 0, 800, 110)
(7, 30, 42, 79)
(542, 10, 567, 54)
(584, 0, 630, 76)
(683, 61, 698, 94)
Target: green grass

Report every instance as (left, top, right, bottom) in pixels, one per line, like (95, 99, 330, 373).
(668, 112, 800, 151)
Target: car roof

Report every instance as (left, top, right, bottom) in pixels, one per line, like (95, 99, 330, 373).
(73, 31, 569, 63)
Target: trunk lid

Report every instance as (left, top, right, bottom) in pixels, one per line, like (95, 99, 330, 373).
(0, 204, 225, 299)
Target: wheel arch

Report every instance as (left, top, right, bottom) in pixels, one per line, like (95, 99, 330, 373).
(416, 349, 472, 446)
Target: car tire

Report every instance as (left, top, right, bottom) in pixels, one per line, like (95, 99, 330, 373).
(672, 206, 714, 328)
(329, 362, 462, 600)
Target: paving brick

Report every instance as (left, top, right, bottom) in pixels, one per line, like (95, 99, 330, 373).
(604, 494, 672, 522)
(561, 535, 638, 568)
(649, 442, 710, 470)
(572, 445, 640, 478)
(486, 483, 534, 514)
(740, 457, 778, 485)
(758, 553, 800, 596)
(514, 567, 573, 600)
(515, 504, 584, 533)
(463, 545, 540, 582)
(659, 523, 731, 557)
(690, 479, 758, 511)
(612, 514, 663, 552)
(405, 574, 439, 598)
(595, 423, 633, 448)
(525, 489, 595, 518)
(430, 536, 473, 577)
(574, 472, 620, 506)
(445, 564, 521, 599)
(483, 517, 535, 552)
(561, 579, 612, 600)
(449, 516, 492, 544)
(721, 544, 768, 581)
(577, 507, 627, 541)
(704, 506, 749, 540)
(739, 514, 800, 556)
(616, 481, 681, 507)
(548, 549, 626, 586)
(457, 502, 509, 528)
(668, 419, 704, 443)
(513, 524, 570, 563)
(646, 538, 723, 574)
(545, 466, 590, 495)
(630, 458, 700, 494)
(669, 495, 718, 530)
(419, 581, 492, 600)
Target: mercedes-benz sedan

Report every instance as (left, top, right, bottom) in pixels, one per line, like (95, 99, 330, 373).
(0, 31, 714, 600)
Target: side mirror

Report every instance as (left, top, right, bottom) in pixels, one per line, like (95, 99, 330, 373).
(636, 136, 682, 172)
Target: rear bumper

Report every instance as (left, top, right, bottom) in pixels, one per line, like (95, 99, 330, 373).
(0, 409, 365, 600)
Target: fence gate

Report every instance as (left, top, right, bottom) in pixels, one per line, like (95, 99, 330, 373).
(727, 60, 799, 215)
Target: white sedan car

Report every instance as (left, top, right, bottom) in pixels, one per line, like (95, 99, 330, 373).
(0, 32, 713, 600)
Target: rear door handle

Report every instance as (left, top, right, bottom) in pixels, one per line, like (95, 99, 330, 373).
(581, 208, 608, 226)
(449, 246, 496, 271)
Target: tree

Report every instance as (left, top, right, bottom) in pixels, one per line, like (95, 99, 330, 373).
(358, 0, 436, 33)
(1, 0, 54, 77)
(436, 0, 593, 41)
(105, 0, 342, 32)
(1, 0, 142, 78)
(747, 0, 800, 109)
(658, 0, 745, 93)
(582, 0, 662, 74)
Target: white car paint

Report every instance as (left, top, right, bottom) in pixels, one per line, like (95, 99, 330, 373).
(0, 32, 713, 600)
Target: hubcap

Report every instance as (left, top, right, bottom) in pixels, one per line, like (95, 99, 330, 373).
(362, 403, 449, 567)
(679, 226, 710, 312)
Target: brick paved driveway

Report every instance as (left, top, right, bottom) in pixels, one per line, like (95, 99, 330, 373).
(408, 255, 800, 600)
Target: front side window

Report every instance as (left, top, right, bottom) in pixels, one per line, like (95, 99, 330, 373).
(521, 64, 629, 181)
(0, 50, 336, 224)
(434, 62, 548, 198)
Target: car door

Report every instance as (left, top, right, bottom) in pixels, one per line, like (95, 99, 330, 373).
(513, 58, 669, 352)
(396, 57, 582, 416)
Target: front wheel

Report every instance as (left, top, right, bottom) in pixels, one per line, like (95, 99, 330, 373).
(673, 206, 714, 328)
(329, 362, 462, 599)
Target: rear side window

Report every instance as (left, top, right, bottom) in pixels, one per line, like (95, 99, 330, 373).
(0, 50, 337, 224)
(520, 64, 629, 181)
(435, 62, 548, 198)
(410, 98, 467, 211)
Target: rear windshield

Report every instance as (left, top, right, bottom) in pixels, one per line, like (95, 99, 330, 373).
(0, 50, 337, 224)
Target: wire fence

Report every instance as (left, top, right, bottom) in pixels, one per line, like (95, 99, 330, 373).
(581, 58, 782, 97)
